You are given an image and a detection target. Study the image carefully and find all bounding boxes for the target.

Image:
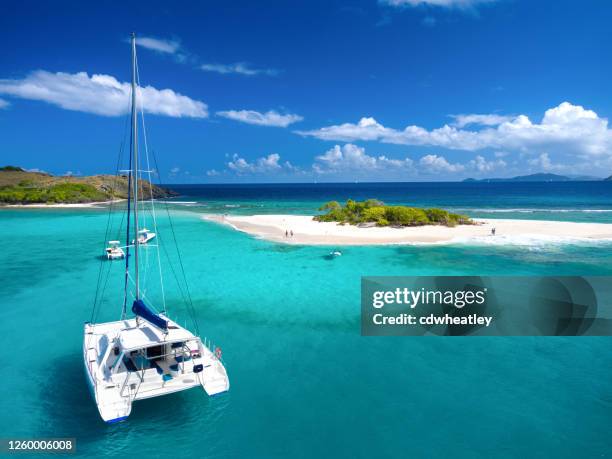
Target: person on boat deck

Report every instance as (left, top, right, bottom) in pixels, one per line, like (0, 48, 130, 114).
(290, 230, 294, 237)
(285, 230, 288, 237)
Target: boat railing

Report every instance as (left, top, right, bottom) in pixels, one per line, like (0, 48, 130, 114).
(119, 371, 131, 397)
(203, 336, 226, 366)
(117, 340, 222, 398)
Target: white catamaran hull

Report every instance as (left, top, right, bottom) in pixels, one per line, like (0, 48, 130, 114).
(83, 319, 229, 423)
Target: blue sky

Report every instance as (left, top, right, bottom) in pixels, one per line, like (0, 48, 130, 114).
(1, 0, 612, 182)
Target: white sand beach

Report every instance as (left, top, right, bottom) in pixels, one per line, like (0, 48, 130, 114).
(204, 214, 612, 245)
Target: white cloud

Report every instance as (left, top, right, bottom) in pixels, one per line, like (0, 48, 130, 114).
(227, 153, 290, 174)
(296, 102, 612, 158)
(312, 145, 504, 176)
(527, 152, 566, 172)
(419, 154, 465, 173)
(0, 70, 208, 118)
(381, 0, 497, 8)
(0, 98, 9, 109)
(200, 62, 279, 76)
(217, 109, 303, 127)
(450, 113, 512, 128)
(313, 144, 414, 174)
(135, 36, 180, 54)
(217, 144, 512, 179)
(298, 117, 389, 142)
(467, 154, 506, 172)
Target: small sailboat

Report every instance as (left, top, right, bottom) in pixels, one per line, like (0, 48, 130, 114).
(105, 240, 125, 260)
(84, 34, 229, 423)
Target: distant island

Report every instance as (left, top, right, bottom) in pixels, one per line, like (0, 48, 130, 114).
(0, 166, 176, 205)
(463, 173, 604, 183)
(314, 199, 473, 227)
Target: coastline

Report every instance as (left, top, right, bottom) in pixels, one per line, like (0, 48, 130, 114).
(204, 214, 612, 245)
(0, 199, 127, 208)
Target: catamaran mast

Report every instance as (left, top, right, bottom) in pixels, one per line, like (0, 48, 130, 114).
(131, 32, 140, 300)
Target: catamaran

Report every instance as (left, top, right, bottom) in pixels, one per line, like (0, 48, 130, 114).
(84, 33, 229, 423)
(105, 240, 125, 260)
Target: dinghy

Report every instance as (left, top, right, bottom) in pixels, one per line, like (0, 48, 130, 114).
(84, 34, 229, 423)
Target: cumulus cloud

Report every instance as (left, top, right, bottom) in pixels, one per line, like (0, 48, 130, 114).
(218, 144, 511, 179)
(200, 62, 279, 76)
(313, 145, 506, 177)
(450, 113, 512, 128)
(217, 109, 303, 127)
(381, 0, 497, 8)
(296, 102, 612, 157)
(135, 36, 181, 54)
(527, 152, 566, 172)
(313, 143, 414, 174)
(227, 153, 296, 174)
(419, 154, 465, 173)
(468, 154, 506, 172)
(0, 70, 208, 118)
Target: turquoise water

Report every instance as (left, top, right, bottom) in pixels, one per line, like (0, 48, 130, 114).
(1, 183, 612, 458)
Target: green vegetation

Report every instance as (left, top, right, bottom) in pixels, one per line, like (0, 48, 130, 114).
(0, 182, 107, 204)
(0, 166, 24, 172)
(314, 199, 473, 227)
(0, 166, 176, 204)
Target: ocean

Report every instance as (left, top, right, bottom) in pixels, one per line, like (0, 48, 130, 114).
(1, 181, 611, 458)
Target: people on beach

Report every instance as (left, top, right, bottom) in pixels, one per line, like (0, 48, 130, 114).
(491, 227, 496, 236)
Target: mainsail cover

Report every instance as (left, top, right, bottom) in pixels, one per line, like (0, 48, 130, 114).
(132, 299, 168, 331)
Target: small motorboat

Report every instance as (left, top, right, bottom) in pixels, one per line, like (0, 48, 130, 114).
(324, 250, 342, 260)
(133, 228, 156, 245)
(105, 240, 125, 260)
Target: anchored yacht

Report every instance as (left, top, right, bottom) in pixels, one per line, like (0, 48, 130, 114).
(105, 240, 125, 260)
(84, 33, 229, 423)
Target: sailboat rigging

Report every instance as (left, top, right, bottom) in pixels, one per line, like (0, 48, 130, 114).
(83, 33, 229, 423)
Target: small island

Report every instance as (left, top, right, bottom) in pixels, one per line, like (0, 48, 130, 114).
(205, 211, 612, 246)
(314, 199, 473, 227)
(0, 166, 176, 206)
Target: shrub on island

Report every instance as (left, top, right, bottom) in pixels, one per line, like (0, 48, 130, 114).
(0, 182, 107, 204)
(314, 199, 472, 227)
